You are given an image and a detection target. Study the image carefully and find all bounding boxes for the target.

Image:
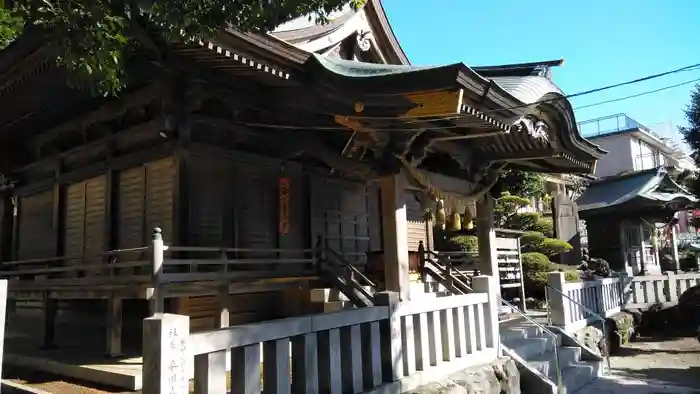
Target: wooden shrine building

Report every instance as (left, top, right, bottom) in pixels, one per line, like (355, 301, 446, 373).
(0, 0, 604, 358)
(578, 166, 696, 275)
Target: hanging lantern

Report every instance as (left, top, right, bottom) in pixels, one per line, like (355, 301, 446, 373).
(435, 200, 446, 227)
(448, 211, 462, 231)
(463, 205, 474, 230)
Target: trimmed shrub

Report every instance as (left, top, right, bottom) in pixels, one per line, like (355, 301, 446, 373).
(565, 270, 581, 282)
(521, 252, 550, 272)
(537, 238, 573, 257)
(521, 231, 545, 251)
(521, 252, 579, 299)
(532, 217, 554, 237)
(505, 212, 541, 231)
(449, 235, 479, 252)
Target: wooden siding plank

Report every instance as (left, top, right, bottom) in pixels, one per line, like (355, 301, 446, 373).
(311, 177, 370, 265)
(118, 166, 145, 250)
(145, 157, 175, 244)
(17, 190, 55, 260)
(63, 175, 107, 275)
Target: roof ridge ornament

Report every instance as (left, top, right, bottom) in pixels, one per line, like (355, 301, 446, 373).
(356, 29, 373, 52)
(515, 115, 550, 141)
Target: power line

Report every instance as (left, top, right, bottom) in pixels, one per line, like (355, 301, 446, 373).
(345, 62, 700, 119)
(476, 62, 700, 115)
(574, 77, 700, 110)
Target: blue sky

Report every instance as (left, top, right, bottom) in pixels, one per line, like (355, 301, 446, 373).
(382, 0, 700, 139)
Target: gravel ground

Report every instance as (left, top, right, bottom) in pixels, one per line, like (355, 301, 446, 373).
(577, 331, 700, 394)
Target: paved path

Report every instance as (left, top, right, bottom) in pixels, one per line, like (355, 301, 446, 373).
(576, 335, 700, 394)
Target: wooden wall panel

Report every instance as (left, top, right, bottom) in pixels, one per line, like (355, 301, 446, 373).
(64, 182, 86, 262)
(310, 177, 370, 265)
(177, 291, 283, 332)
(235, 166, 277, 251)
(118, 166, 145, 249)
(63, 175, 107, 271)
(368, 184, 382, 252)
(186, 152, 306, 252)
(187, 154, 230, 247)
(145, 157, 175, 244)
(117, 156, 175, 248)
(406, 190, 428, 252)
(17, 189, 55, 260)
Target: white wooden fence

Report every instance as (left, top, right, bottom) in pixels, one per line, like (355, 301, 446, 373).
(547, 271, 700, 331)
(143, 276, 500, 394)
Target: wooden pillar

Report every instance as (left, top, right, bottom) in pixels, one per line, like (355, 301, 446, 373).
(670, 224, 681, 272)
(149, 228, 165, 315)
(638, 222, 648, 275)
(41, 294, 58, 350)
(0, 190, 13, 262)
(105, 295, 123, 357)
(476, 194, 499, 282)
(380, 174, 410, 301)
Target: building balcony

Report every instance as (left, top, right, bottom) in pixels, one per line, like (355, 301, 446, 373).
(577, 113, 649, 138)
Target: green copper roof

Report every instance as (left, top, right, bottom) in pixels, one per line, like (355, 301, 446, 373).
(309, 54, 435, 77)
(578, 167, 696, 214)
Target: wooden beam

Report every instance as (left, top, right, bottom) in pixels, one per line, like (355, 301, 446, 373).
(32, 84, 161, 147)
(485, 148, 557, 162)
(400, 89, 463, 118)
(20, 118, 165, 176)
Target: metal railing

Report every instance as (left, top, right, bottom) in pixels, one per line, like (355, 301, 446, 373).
(545, 285, 612, 375)
(499, 295, 564, 394)
(577, 113, 647, 138)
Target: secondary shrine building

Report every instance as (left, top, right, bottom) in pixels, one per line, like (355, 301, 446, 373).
(0, 0, 604, 355)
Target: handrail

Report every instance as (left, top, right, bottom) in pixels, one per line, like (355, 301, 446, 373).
(427, 260, 472, 293)
(422, 249, 475, 286)
(498, 295, 564, 394)
(0, 246, 152, 267)
(324, 248, 376, 288)
(545, 285, 612, 375)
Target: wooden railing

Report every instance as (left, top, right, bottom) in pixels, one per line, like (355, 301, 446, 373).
(0, 248, 151, 284)
(547, 271, 700, 331)
(0, 228, 318, 295)
(143, 276, 500, 394)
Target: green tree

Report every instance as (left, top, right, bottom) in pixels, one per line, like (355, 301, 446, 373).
(1, 0, 364, 95)
(493, 170, 546, 199)
(0, 7, 22, 49)
(681, 83, 700, 197)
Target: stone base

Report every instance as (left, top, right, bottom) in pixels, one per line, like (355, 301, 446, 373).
(572, 325, 606, 357)
(405, 358, 520, 394)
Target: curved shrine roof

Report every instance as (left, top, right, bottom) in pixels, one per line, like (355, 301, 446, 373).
(577, 167, 696, 217)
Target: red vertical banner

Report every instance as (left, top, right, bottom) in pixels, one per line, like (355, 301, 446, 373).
(278, 178, 291, 235)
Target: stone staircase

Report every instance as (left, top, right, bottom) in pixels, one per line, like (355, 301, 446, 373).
(501, 321, 603, 394)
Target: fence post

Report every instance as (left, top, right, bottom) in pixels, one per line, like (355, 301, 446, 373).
(618, 273, 629, 308)
(149, 227, 165, 315)
(472, 275, 499, 354)
(143, 313, 190, 394)
(665, 271, 678, 304)
(375, 291, 402, 383)
(547, 272, 570, 329)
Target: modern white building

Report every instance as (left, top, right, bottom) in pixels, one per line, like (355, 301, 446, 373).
(579, 113, 698, 234)
(578, 113, 696, 178)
